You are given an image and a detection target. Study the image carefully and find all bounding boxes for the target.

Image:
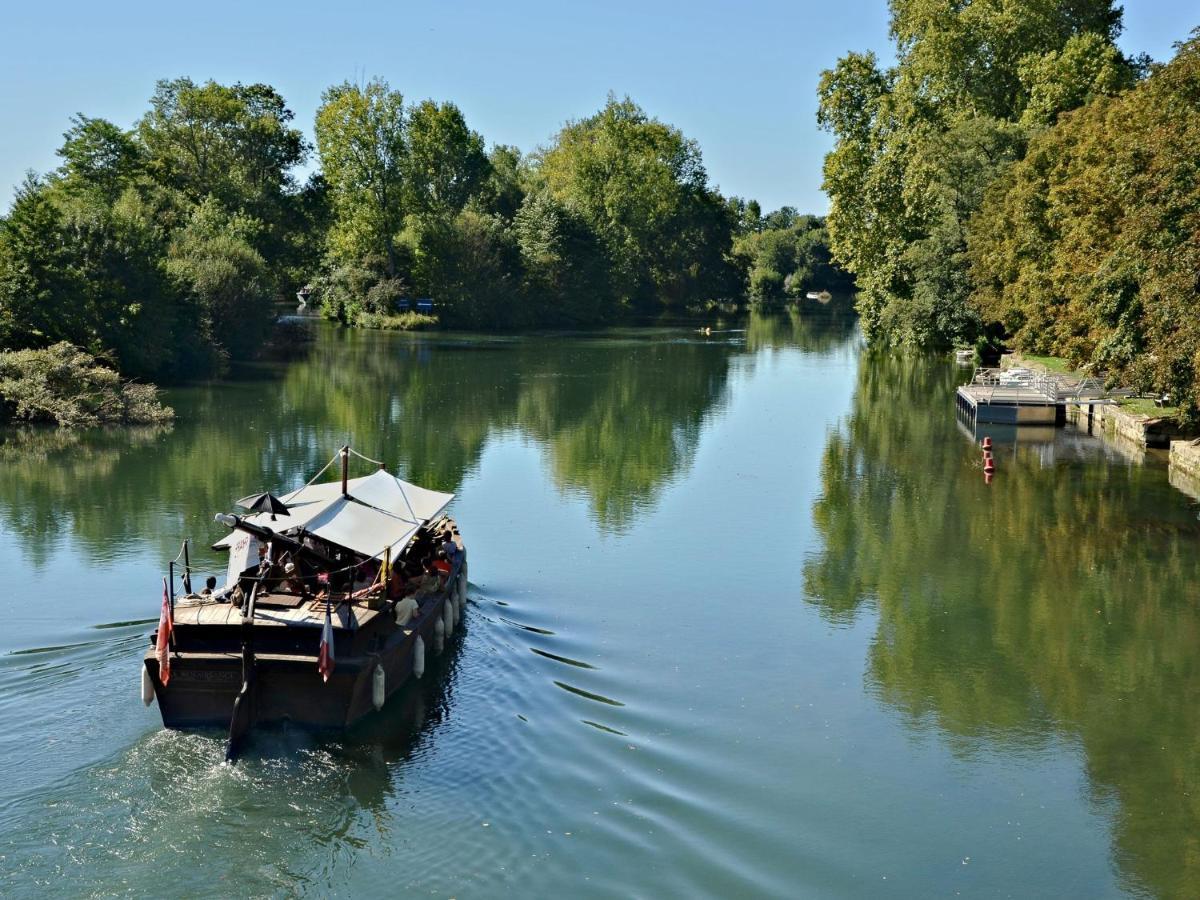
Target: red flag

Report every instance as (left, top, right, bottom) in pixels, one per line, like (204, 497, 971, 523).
(318, 603, 335, 682)
(156, 577, 173, 686)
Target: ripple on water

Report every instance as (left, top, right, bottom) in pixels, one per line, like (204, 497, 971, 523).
(0, 574, 798, 899)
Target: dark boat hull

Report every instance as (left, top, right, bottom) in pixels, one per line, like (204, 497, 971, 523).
(145, 591, 455, 732)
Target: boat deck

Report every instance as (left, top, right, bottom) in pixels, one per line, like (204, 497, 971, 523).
(174, 595, 382, 630)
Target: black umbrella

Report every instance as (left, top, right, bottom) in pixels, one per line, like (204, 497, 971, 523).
(236, 492, 291, 519)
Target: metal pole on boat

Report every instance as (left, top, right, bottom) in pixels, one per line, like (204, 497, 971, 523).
(340, 445, 349, 497)
(182, 540, 192, 595)
(168, 560, 175, 618)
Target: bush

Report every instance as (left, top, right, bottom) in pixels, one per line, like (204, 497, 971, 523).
(0, 342, 174, 427)
(356, 311, 438, 331)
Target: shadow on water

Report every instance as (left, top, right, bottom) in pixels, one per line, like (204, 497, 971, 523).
(805, 351, 1200, 898)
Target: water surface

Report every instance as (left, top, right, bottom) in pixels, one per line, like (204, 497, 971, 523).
(1, 308, 1197, 898)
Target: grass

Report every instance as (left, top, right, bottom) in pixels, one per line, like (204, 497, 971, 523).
(355, 311, 439, 331)
(1117, 397, 1179, 419)
(1018, 354, 1080, 376)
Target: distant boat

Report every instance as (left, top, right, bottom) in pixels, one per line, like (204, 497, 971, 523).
(955, 349, 975, 366)
(806, 290, 832, 303)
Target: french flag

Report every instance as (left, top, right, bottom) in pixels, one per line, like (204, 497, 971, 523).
(318, 603, 335, 682)
(156, 577, 173, 686)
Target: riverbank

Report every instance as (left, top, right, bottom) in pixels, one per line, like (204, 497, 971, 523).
(1170, 439, 1200, 501)
(1001, 353, 1194, 450)
(0, 343, 173, 428)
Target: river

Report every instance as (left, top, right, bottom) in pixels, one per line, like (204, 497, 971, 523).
(1, 308, 1197, 898)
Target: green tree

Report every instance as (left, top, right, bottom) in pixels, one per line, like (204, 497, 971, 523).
(514, 191, 611, 324)
(137, 78, 306, 219)
(818, 0, 1134, 347)
(314, 79, 408, 276)
(55, 116, 145, 202)
(969, 30, 1200, 416)
(165, 198, 273, 367)
(409, 209, 520, 328)
(404, 100, 489, 221)
(481, 144, 527, 221)
(538, 95, 735, 309)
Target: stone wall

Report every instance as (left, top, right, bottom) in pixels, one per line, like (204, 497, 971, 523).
(1170, 440, 1200, 501)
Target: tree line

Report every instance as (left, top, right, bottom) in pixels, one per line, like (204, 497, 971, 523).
(0, 78, 849, 423)
(819, 1, 1200, 415)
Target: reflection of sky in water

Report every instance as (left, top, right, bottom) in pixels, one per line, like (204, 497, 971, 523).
(1, 309, 1195, 897)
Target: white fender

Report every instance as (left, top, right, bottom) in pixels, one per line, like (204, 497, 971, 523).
(140, 665, 154, 706)
(413, 635, 425, 679)
(443, 595, 455, 638)
(433, 616, 445, 654)
(372, 663, 386, 711)
(452, 593, 461, 628)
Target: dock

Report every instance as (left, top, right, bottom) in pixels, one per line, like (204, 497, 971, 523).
(956, 368, 1126, 426)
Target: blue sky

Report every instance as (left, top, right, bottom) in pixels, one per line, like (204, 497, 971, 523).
(0, 1, 1189, 215)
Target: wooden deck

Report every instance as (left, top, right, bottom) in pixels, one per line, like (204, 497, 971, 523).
(174, 594, 382, 629)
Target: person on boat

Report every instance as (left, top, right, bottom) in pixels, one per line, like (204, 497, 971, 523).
(432, 550, 452, 578)
(282, 560, 309, 598)
(414, 559, 444, 598)
(257, 545, 283, 592)
(200, 575, 217, 596)
(440, 530, 459, 561)
(387, 565, 413, 600)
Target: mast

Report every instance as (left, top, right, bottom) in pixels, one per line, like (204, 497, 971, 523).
(341, 445, 349, 497)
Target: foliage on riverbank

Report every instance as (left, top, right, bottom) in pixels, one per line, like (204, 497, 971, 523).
(970, 33, 1200, 416)
(0, 79, 320, 384)
(0, 343, 173, 427)
(819, 3, 1200, 417)
(0, 78, 850, 424)
(355, 311, 439, 331)
(311, 88, 850, 329)
(819, 0, 1135, 350)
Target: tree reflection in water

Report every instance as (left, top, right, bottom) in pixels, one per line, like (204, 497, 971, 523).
(0, 310, 853, 566)
(805, 352, 1200, 898)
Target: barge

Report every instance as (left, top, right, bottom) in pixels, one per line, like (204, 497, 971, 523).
(142, 447, 468, 761)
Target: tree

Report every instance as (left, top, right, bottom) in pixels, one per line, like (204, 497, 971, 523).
(969, 30, 1200, 417)
(538, 95, 733, 309)
(514, 191, 611, 324)
(165, 198, 273, 367)
(137, 78, 306, 218)
(404, 100, 489, 221)
(818, 0, 1135, 347)
(481, 144, 526, 221)
(314, 79, 408, 276)
(55, 116, 144, 202)
(411, 209, 520, 328)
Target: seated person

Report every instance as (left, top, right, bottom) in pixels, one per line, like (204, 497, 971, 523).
(393, 593, 420, 626)
(200, 575, 218, 596)
(257, 546, 283, 591)
(414, 559, 445, 598)
(386, 565, 414, 601)
(281, 560, 309, 598)
(440, 530, 459, 561)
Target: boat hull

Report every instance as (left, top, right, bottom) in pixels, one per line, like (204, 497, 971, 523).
(145, 593, 451, 731)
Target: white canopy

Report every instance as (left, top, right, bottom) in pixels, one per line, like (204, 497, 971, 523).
(215, 468, 455, 558)
(302, 496, 422, 558)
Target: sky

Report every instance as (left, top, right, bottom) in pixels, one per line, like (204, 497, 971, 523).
(0, 1, 1190, 215)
